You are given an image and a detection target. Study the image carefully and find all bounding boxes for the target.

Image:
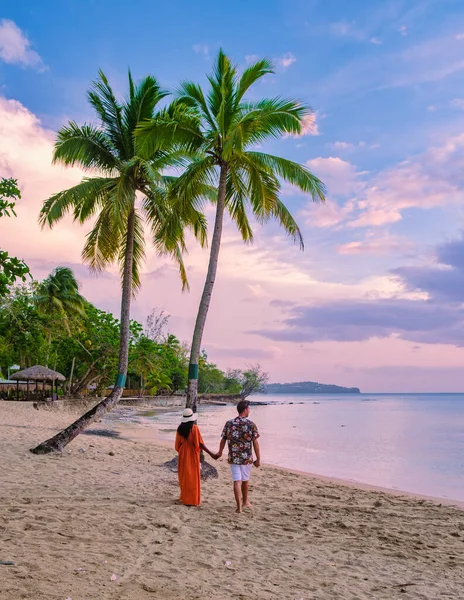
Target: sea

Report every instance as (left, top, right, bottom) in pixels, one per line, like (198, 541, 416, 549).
(135, 393, 464, 502)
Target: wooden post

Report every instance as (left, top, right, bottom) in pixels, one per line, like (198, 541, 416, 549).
(27, 380, 29, 401)
(16, 380, 19, 401)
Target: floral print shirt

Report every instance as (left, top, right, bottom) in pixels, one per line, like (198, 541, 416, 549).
(221, 416, 260, 465)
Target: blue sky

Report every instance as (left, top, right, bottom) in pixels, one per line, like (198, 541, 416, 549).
(1, 0, 464, 391)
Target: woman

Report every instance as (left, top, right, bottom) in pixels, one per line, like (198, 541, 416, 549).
(175, 408, 216, 506)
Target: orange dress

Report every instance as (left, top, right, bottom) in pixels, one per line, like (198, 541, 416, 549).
(175, 425, 204, 506)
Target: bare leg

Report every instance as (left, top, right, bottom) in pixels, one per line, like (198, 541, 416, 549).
(233, 481, 243, 513)
(242, 481, 252, 508)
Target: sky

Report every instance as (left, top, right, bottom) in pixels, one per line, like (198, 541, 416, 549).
(1, 0, 464, 392)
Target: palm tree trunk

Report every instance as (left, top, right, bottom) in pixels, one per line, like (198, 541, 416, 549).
(186, 164, 228, 412)
(30, 209, 136, 454)
(68, 356, 76, 395)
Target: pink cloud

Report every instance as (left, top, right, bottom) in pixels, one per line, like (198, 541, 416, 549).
(349, 136, 464, 227)
(337, 234, 413, 255)
(303, 133, 464, 229)
(301, 199, 354, 228)
(305, 156, 363, 196)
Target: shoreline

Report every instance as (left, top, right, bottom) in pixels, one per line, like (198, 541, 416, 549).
(111, 418, 464, 510)
(18, 399, 464, 508)
(265, 464, 464, 510)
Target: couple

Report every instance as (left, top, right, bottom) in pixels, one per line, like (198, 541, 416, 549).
(175, 400, 261, 513)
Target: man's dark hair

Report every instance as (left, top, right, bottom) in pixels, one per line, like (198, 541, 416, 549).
(237, 400, 250, 415)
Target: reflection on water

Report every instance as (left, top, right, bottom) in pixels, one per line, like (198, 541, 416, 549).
(141, 393, 464, 501)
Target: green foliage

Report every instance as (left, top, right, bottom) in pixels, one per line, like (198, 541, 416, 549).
(198, 351, 241, 394)
(0, 177, 21, 217)
(0, 283, 48, 372)
(0, 178, 31, 297)
(227, 364, 269, 399)
(0, 265, 265, 398)
(56, 302, 122, 394)
(128, 314, 189, 395)
(35, 267, 85, 334)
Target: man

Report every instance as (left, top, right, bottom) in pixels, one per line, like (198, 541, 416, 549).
(216, 400, 261, 513)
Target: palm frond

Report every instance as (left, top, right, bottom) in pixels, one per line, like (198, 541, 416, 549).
(235, 58, 274, 105)
(226, 166, 254, 242)
(88, 70, 130, 159)
(172, 243, 189, 292)
(271, 199, 305, 250)
(128, 69, 135, 101)
(39, 177, 117, 228)
(168, 156, 217, 213)
(176, 82, 217, 130)
(135, 106, 203, 158)
(208, 49, 237, 136)
(245, 152, 326, 200)
(142, 189, 192, 292)
(123, 74, 168, 148)
(236, 98, 310, 145)
(53, 122, 119, 171)
(118, 211, 145, 292)
(142, 186, 174, 240)
(239, 153, 280, 223)
(82, 202, 123, 272)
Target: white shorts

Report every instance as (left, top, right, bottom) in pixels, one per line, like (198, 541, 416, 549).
(230, 464, 252, 482)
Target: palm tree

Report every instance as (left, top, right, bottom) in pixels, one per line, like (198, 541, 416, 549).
(31, 71, 207, 454)
(35, 267, 85, 325)
(137, 51, 326, 411)
(35, 267, 86, 364)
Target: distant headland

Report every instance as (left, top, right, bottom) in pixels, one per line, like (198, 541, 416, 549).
(265, 381, 361, 394)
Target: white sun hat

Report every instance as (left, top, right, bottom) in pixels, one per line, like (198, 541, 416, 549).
(181, 408, 197, 423)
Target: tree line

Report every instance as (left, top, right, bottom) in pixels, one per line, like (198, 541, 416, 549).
(0, 266, 267, 399)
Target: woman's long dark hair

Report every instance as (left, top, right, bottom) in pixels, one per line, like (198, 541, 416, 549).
(177, 421, 195, 440)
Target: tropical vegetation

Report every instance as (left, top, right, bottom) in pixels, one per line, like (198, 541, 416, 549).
(0, 271, 265, 400)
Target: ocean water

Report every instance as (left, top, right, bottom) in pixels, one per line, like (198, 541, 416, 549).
(143, 393, 464, 502)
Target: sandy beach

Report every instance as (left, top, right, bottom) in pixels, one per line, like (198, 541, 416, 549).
(1, 401, 463, 600)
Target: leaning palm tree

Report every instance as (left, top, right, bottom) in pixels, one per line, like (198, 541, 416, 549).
(137, 51, 326, 411)
(31, 71, 207, 454)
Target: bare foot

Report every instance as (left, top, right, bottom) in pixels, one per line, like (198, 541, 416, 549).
(243, 502, 253, 509)
(235, 507, 243, 513)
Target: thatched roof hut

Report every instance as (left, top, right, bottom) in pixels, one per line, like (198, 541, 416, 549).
(11, 366, 65, 382)
(4, 366, 65, 401)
